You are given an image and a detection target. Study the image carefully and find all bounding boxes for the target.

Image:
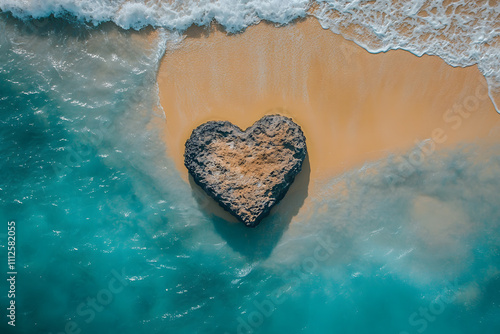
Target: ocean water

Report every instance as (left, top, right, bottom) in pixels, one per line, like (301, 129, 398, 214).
(1, 0, 499, 109)
(0, 1, 500, 334)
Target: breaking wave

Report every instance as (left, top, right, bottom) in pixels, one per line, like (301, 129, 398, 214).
(1, 0, 499, 111)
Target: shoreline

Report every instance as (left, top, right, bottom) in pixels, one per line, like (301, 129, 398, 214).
(156, 17, 500, 218)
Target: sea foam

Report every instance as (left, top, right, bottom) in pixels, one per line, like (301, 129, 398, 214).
(0, 0, 310, 31)
(1, 0, 499, 112)
(1, 10, 499, 333)
(313, 0, 500, 112)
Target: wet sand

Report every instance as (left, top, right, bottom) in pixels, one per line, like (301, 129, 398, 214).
(157, 18, 500, 185)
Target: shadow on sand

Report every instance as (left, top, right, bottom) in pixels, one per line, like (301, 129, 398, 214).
(189, 155, 310, 260)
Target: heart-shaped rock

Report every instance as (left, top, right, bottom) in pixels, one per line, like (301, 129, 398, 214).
(184, 114, 307, 227)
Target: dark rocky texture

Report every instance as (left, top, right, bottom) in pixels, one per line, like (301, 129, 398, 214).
(184, 114, 307, 227)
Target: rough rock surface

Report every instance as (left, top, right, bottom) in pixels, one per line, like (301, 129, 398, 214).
(184, 114, 307, 227)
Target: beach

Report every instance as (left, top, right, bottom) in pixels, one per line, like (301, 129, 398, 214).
(157, 18, 500, 184)
(2, 2, 500, 333)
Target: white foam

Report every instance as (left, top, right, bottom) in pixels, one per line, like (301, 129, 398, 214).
(0, 0, 119, 23)
(1, 0, 499, 112)
(313, 0, 500, 112)
(0, 0, 310, 31)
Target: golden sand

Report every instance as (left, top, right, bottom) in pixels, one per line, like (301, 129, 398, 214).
(157, 18, 500, 186)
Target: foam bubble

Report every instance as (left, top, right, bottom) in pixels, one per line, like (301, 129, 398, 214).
(1, 0, 499, 112)
(0, 0, 310, 31)
(313, 0, 500, 112)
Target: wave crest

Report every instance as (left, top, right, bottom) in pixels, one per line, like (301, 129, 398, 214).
(2, 0, 499, 111)
(313, 0, 500, 111)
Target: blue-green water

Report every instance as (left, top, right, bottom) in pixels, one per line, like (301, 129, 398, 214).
(1, 12, 500, 334)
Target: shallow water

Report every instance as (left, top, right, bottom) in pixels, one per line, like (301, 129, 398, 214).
(0, 4, 500, 334)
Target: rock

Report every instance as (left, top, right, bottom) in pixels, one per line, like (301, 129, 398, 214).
(184, 114, 307, 227)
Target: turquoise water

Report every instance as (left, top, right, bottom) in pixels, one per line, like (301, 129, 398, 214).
(1, 12, 500, 334)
